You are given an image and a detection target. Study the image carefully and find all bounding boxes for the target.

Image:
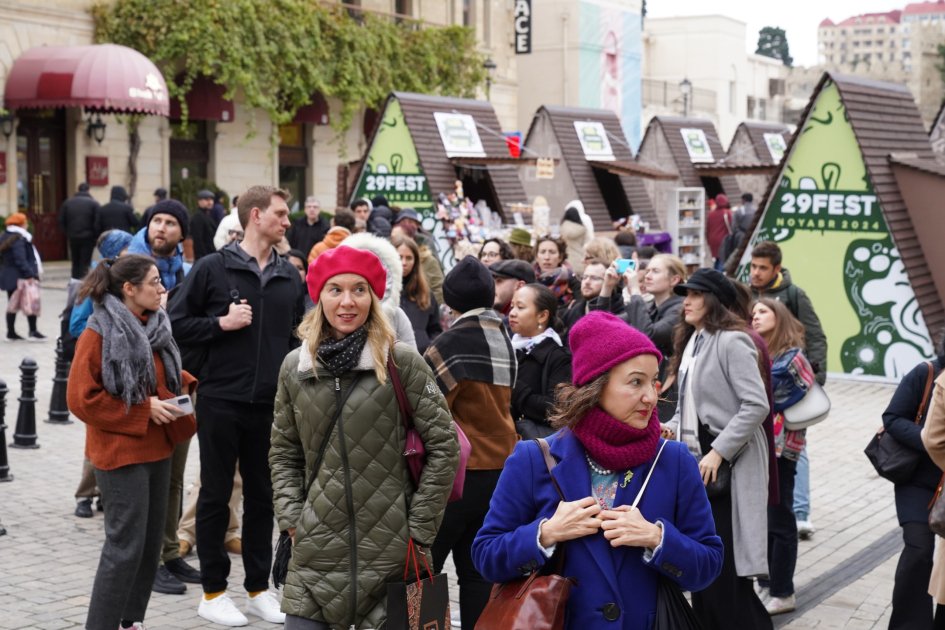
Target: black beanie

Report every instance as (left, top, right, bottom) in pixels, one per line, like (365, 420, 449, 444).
(148, 199, 190, 239)
(443, 256, 495, 314)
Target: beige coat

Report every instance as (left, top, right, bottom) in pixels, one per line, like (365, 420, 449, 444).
(920, 373, 945, 603)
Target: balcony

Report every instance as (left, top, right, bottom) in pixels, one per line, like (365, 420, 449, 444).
(643, 79, 717, 114)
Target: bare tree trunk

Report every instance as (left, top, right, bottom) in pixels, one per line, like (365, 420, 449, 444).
(126, 115, 142, 198)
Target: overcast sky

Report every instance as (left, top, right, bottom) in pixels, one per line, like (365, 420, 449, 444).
(646, 0, 909, 67)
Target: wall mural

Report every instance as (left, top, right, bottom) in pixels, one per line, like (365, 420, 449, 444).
(736, 80, 934, 379)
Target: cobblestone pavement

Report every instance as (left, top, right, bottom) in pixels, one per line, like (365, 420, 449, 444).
(0, 273, 915, 628)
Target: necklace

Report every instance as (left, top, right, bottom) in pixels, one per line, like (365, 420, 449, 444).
(585, 453, 614, 476)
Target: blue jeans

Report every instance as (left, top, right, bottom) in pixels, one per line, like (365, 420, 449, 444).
(793, 446, 810, 520)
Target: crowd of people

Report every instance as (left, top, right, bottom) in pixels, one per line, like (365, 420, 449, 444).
(54, 181, 945, 630)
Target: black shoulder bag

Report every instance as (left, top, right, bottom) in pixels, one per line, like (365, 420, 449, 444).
(272, 375, 360, 587)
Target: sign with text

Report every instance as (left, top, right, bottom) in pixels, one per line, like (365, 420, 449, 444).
(573, 121, 615, 161)
(735, 80, 934, 378)
(536, 158, 555, 179)
(434, 112, 486, 158)
(514, 0, 532, 54)
(86, 156, 109, 187)
(680, 128, 714, 163)
(764, 132, 787, 163)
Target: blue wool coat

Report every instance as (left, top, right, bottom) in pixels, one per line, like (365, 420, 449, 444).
(473, 431, 723, 630)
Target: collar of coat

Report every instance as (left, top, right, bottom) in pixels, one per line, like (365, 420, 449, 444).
(297, 338, 386, 378)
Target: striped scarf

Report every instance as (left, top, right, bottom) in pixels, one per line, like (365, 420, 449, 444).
(423, 309, 516, 394)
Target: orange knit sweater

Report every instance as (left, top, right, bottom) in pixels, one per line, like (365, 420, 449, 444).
(67, 328, 197, 471)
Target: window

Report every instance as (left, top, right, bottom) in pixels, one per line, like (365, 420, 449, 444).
(758, 98, 767, 121)
(394, 0, 411, 18)
(463, 0, 473, 27)
(746, 96, 756, 119)
(729, 81, 736, 115)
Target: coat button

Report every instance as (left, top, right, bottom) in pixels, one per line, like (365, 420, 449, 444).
(602, 603, 620, 621)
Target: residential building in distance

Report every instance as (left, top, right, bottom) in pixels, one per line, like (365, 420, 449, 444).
(815, 1, 945, 125)
(642, 15, 790, 147)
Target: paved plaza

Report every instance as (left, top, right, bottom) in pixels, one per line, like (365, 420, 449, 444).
(0, 272, 917, 628)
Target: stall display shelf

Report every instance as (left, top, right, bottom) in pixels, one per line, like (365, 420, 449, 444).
(672, 187, 706, 268)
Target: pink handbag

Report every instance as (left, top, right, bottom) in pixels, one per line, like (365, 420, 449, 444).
(387, 355, 471, 502)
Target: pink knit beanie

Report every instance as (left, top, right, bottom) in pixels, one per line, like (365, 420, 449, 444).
(569, 311, 663, 386)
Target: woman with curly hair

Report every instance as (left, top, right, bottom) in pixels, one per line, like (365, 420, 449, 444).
(533, 236, 579, 307)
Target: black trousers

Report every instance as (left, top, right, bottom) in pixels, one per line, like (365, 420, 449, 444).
(432, 469, 501, 629)
(692, 490, 774, 630)
(69, 237, 96, 280)
(759, 456, 797, 597)
(195, 395, 274, 594)
(890, 521, 945, 629)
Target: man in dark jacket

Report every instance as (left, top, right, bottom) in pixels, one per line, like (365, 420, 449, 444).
(59, 182, 101, 279)
(96, 186, 138, 234)
(168, 185, 304, 626)
(287, 196, 328, 255)
(749, 240, 827, 384)
(189, 190, 218, 261)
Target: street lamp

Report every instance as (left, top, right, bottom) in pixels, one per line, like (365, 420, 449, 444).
(483, 58, 497, 100)
(85, 113, 107, 144)
(679, 78, 692, 117)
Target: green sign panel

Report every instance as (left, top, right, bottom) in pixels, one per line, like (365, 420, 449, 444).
(737, 80, 933, 379)
(352, 99, 433, 207)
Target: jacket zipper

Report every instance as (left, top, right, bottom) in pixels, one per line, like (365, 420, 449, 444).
(249, 287, 265, 401)
(335, 376, 359, 627)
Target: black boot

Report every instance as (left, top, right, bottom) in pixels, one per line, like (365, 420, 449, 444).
(26, 315, 45, 342)
(6, 313, 21, 341)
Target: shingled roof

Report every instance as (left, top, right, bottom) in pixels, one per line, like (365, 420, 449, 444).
(725, 121, 792, 165)
(638, 116, 742, 197)
(389, 92, 527, 216)
(736, 72, 944, 333)
(524, 105, 659, 230)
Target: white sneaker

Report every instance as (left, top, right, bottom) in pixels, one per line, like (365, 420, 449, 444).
(797, 519, 815, 540)
(765, 594, 796, 615)
(246, 590, 286, 623)
(198, 593, 249, 627)
(753, 581, 770, 602)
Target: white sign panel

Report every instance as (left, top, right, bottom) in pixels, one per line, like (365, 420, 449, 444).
(434, 112, 486, 158)
(680, 128, 714, 163)
(573, 121, 615, 161)
(763, 132, 787, 163)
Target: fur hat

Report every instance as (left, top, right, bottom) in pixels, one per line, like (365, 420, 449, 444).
(443, 256, 495, 314)
(306, 245, 387, 303)
(569, 311, 662, 386)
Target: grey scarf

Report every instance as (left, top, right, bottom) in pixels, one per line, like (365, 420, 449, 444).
(86, 293, 182, 408)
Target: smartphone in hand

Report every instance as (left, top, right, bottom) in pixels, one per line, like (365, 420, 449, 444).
(163, 395, 194, 417)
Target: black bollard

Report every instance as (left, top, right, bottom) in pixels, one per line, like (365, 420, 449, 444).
(45, 338, 72, 425)
(0, 379, 12, 481)
(10, 358, 39, 449)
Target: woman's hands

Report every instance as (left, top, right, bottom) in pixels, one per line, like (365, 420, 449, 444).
(538, 497, 602, 547)
(149, 396, 180, 425)
(699, 449, 724, 486)
(600, 505, 662, 549)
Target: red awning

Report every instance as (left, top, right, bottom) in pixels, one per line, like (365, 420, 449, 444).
(169, 76, 235, 122)
(293, 92, 330, 125)
(3, 44, 169, 115)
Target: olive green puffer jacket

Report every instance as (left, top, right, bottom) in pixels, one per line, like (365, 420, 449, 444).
(271, 341, 459, 629)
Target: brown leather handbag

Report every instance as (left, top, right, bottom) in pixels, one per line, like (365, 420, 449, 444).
(475, 438, 574, 630)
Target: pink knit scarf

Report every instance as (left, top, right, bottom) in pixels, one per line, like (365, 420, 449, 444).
(571, 406, 660, 471)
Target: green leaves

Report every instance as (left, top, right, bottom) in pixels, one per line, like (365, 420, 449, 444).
(91, 0, 486, 140)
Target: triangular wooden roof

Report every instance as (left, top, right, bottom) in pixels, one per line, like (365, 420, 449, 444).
(637, 116, 742, 198)
(928, 98, 945, 154)
(523, 105, 659, 231)
(386, 92, 527, 216)
(726, 121, 792, 165)
(736, 72, 944, 334)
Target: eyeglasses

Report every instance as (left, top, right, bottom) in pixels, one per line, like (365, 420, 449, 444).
(141, 277, 163, 287)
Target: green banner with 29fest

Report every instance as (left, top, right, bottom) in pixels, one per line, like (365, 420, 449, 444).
(736, 80, 933, 379)
(352, 99, 433, 208)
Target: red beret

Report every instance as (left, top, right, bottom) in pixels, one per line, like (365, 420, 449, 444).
(306, 245, 387, 304)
